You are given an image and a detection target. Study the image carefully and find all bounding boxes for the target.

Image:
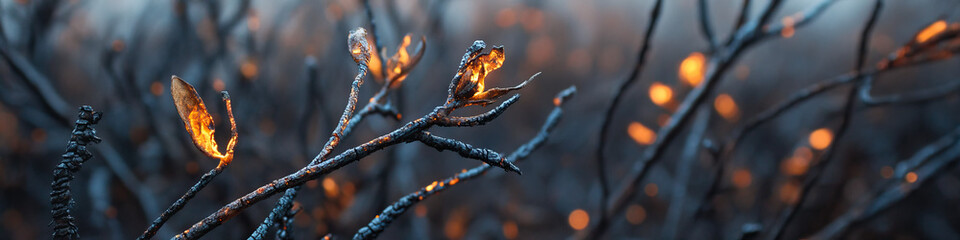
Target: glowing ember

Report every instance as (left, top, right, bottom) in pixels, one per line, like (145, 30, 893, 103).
(779, 180, 801, 204)
(916, 20, 947, 43)
(426, 181, 439, 192)
(781, 147, 812, 176)
(905, 172, 918, 183)
(649, 82, 673, 106)
(568, 209, 589, 230)
(713, 94, 739, 121)
(732, 169, 752, 189)
(241, 59, 258, 79)
(150, 81, 164, 96)
(644, 183, 658, 197)
(626, 204, 646, 225)
(781, 17, 796, 38)
(679, 52, 706, 86)
(881, 166, 894, 179)
(809, 128, 833, 150)
(628, 122, 656, 145)
(502, 221, 518, 239)
(322, 177, 339, 197)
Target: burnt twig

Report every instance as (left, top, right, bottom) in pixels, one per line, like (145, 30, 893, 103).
(50, 106, 102, 240)
(353, 86, 576, 240)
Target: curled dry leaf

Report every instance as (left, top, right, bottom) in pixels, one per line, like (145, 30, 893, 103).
(171, 76, 238, 167)
(449, 42, 536, 105)
(364, 33, 427, 89)
(385, 34, 427, 88)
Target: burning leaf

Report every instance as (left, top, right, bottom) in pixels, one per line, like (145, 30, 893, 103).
(385, 34, 427, 88)
(449, 43, 531, 105)
(171, 76, 237, 167)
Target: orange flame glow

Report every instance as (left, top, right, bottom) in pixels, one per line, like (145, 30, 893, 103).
(905, 172, 918, 183)
(781, 17, 796, 38)
(626, 204, 646, 225)
(568, 209, 589, 230)
(809, 128, 833, 150)
(713, 94, 739, 121)
(649, 82, 673, 106)
(644, 183, 658, 197)
(386, 35, 413, 84)
(171, 76, 237, 167)
(881, 166, 894, 179)
(781, 147, 812, 176)
(679, 52, 706, 86)
(917, 20, 947, 43)
(502, 221, 518, 239)
(732, 169, 752, 189)
(628, 122, 656, 145)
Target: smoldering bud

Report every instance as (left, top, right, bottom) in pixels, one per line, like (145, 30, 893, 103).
(348, 27, 371, 64)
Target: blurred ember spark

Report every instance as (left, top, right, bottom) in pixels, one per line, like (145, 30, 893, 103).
(502, 221, 518, 239)
(781, 17, 796, 38)
(917, 20, 947, 43)
(905, 172, 918, 183)
(679, 52, 705, 86)
(713, 94, 740, 122)
(732, 169, 752, 188)
(568, 209, 589, 230)
(628, 122, 656, 145)
(644, 183, 658, 197)
(649, 82, 673, 106)
(881, 166, 894, 179)
(625, 204, 646, 225)
(809, 128, 834, 150)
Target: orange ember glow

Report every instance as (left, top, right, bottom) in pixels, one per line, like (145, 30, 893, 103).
(626, 204, 646, 225)
(415, 205, 428, 217)
(213, 78, 226, 92)
(150, 81, 164, 96)
(502, 221, 518, 239)
(241, 59, 258, 79)
(713, 94, 739, 121)
(782, 147, 812, 176)
(496, 8, 517, 28)
(780, 181, 801, 204)
(426, 181, 438, 192)
(644, 183, 658, 197)
(649, 82, 673, 106)
(444, 209, 467, 240)
(171, 76, 237, 166)
(881, 166, 894, 179)
(568, 209, 589, 230)
(905, 172, 918, 183)
(732, 169, 752, 188)
(781, 17, 796, 38)
(464, 47, 506, 96)
(917, 20, 947, 43)
(628, 122, 656, 145)
(809, 128, 833, 150)
(385, 35, 415, 84)
(323, 177, 339, 197)
(679, 52, 706, 86)
(112, 40, 125, 52)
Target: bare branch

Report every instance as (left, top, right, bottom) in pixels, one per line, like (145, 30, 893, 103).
(353, 86, 576, 240)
